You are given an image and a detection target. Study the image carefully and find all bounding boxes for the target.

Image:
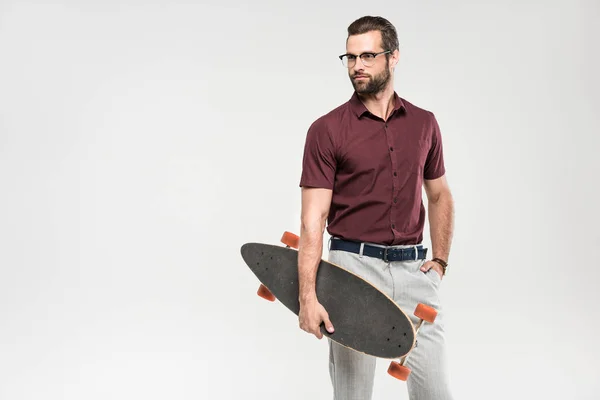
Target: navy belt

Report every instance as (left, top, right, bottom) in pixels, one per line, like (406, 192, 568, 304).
(330, 238, 427, 262)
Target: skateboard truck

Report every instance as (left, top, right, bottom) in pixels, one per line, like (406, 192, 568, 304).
(387, 303, 438, 381)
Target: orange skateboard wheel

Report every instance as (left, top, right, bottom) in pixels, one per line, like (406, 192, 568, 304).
(414, 303, 437, 323)
(257, 284, 276, 302)
(280, 231, 300, 249)
(388, 361, 411, 381)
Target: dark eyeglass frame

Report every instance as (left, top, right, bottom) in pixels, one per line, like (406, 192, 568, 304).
(338, 50, 391, 67)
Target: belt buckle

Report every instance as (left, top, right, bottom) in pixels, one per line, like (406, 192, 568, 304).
(413, 245, 419, 261)
(383, 247, 389, 263)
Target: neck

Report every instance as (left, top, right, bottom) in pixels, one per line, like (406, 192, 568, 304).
(357, 84, 396, 121)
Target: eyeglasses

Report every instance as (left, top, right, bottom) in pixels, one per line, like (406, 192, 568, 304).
(339, 50, 391, 68)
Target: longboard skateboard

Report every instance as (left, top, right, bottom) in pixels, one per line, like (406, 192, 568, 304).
(240, 231, 438, 381)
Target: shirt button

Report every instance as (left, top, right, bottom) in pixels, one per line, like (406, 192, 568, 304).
(390, 147, 394, 152)
(391, 224, 396, 229)
(393, 198, 397, 203)
(393, 172, 397, 176)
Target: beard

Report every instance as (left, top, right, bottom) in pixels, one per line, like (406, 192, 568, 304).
(350, 62, 391, 95)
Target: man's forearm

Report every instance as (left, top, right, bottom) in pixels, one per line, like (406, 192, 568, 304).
(298, 223, 324, 303)
(428, 191, 455, 261)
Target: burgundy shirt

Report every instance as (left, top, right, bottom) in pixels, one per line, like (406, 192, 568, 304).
(299, 91, 446, 246)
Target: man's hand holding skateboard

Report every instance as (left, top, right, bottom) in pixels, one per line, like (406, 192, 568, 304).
(299, 293, 335, 339)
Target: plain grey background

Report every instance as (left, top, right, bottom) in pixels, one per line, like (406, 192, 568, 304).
(1, 1, 599, 399)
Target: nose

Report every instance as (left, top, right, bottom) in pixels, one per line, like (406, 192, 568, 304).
(353, 58, 365, 73)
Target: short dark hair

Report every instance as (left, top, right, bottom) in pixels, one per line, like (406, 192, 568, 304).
(347, 16, 399, 53)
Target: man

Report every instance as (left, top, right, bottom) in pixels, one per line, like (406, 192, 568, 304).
(297, 16, 455, 400)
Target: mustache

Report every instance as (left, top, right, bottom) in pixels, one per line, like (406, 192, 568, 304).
(352, 73, 370, 78)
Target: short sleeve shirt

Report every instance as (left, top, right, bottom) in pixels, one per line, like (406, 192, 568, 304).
(299, 91, 446, 246)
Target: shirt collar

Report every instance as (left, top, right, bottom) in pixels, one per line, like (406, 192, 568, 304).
(349, 91, 406, 119)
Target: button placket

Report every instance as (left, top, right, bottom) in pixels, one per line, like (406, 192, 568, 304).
(386, 121, 398, 235)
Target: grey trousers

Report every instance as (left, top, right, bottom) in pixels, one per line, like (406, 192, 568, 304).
(327, 242, 453, 400)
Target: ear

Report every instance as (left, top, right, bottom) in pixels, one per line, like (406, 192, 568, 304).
(390, 49, 400, 68)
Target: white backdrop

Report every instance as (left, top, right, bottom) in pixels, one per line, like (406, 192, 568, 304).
(1, 1, 599, 399)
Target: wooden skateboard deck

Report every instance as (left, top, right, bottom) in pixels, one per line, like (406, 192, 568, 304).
(240, 242, 416, 359)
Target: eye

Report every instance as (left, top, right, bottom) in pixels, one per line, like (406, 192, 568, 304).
(347, 55, 357, 60)
(362, 53, 375, 60)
